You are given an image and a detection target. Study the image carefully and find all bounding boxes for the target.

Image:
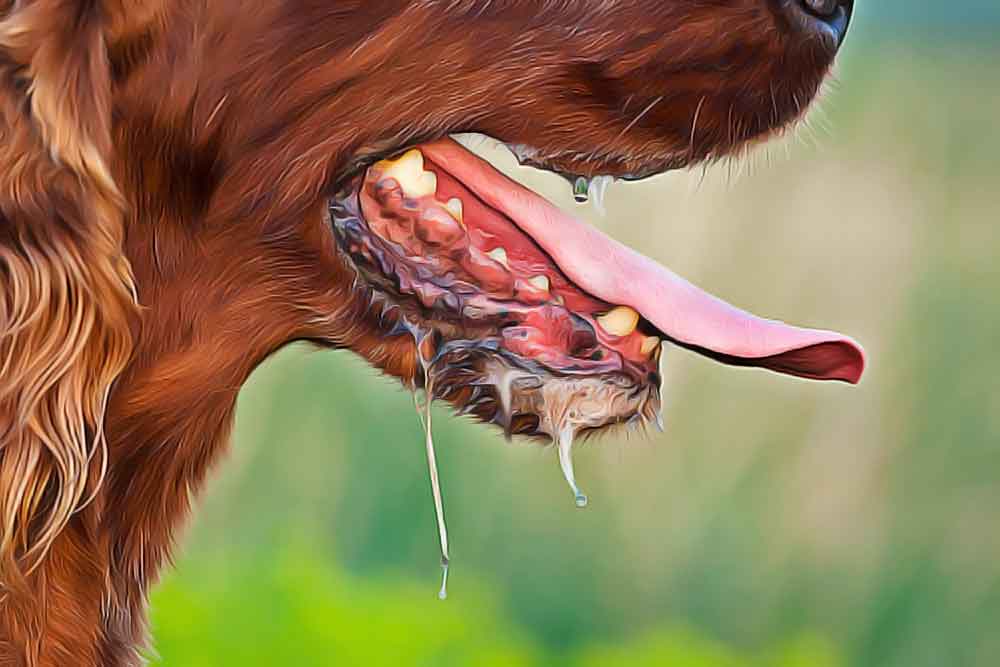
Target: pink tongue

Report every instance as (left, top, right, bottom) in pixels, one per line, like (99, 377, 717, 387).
(420, 139, 865, 384)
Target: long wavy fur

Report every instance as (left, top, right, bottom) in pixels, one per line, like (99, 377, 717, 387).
(0, 0, 136, 591)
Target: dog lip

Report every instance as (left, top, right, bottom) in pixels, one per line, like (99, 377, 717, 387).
(500, 143, 685, 183)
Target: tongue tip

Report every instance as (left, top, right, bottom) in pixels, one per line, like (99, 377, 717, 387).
(681, 335, 867, 385)
(827, 338, 867, 385)
(763, 337, 867, 385)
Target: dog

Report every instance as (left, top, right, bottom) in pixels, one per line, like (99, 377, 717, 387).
(0, 0, 861, 663)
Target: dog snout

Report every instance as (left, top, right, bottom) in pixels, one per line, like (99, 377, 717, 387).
(780, 0, 855, 52)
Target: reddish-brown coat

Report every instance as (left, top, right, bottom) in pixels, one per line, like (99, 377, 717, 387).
(0, 1, 838, 663)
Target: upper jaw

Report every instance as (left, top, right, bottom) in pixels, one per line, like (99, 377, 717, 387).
(335, 131, 687, 202)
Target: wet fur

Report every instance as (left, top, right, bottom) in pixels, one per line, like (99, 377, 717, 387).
(0, 1, 837, 663)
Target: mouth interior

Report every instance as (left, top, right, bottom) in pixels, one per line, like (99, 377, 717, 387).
(330, 137, 864, 433)
(357, 147, 661, 378)
(331, 140, 665, 446)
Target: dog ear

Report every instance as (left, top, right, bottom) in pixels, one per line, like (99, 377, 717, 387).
(0, 1, 138, 588)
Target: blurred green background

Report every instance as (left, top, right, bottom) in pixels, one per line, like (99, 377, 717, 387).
(148, 4, 1000, 666)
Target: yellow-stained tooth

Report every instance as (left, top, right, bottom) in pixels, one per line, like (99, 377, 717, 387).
(528, 275, 550, 292)
(597, 306, 639, 337)
(418, 172, 438, 195)
(376, 149, 437, 198)
(445, 198, 464, 222)
(377, 148, 423, 178)
(641, 335, 661, 357)
(487, 247, 509, 267)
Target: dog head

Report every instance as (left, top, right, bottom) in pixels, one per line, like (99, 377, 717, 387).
(0, 0, 860, 581)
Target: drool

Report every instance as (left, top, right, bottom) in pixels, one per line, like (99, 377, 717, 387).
(328, 148, 666, 593)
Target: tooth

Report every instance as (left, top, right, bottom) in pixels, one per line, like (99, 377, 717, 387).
(597, 306, 639, 337)
(487, 247, 508, 267)
(376, 149, 437, 198)
(444, 198, 463, 222)
(486, 248, 510, 268)
(641, 335, 661, 357)
(573, 176, 590, 203)
(380, 148, 424, 171)
(528, 275, 550, 292)
(418, 172, 438, 195)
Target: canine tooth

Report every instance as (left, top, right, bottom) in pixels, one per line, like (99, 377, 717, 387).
(487, 247, 508, 267)
(528, 275, 550, 292)
(378, 148, 423, 176)
(597, 306, 639, 337)
(390, 148, 425, 168)
(377, 149, 437, 198)
(444, 198, 464, 222)
(641, 335, 661, 357)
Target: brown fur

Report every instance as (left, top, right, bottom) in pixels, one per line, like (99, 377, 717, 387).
(0, 1, 841, 663)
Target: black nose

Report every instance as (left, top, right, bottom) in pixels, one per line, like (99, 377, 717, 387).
(781, 0, 854, 52)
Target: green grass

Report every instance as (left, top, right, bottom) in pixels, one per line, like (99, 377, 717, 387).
(150, 547, 844, 667)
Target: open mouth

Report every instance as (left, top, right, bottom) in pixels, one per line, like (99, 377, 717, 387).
(329, 136, 865, 590)
(328, 136, 865, 494)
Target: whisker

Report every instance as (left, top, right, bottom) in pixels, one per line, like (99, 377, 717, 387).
(688, 95, 707, 160)
(616, 95, 664, 142)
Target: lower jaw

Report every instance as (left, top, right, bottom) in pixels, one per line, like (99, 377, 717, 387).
(327, 180, 663, 442)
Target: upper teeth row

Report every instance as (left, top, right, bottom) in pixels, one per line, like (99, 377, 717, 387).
(379, 149, 615, 217)
(379, 149, 617, 217)
(376, 151, 657, 358)
(377, 150, 465, 225)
